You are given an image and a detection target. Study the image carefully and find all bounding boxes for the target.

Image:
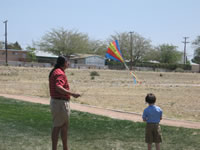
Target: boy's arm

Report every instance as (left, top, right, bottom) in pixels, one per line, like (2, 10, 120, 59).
(143, 118, 147, 122)
(160, 109, 163, 120)
(142, 110, 147, 122)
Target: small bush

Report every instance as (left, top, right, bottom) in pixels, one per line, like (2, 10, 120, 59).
(90, 71, 99, 77)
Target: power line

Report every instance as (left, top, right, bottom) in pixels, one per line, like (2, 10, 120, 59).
(182, 37, 189, 64)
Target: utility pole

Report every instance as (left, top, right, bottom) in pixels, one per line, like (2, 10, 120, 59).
(3, 20, 8, 65)
(129, 31, 134, 70)
(182, 37, 189, 64)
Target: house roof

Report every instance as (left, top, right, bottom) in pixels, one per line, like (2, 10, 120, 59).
(191, 62, 199, 65)
(35, 51, 58, 58)
(70, 54, 104, 59)
(34, 51, 104, 59)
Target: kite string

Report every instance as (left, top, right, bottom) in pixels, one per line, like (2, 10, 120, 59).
(70, 80, 89, 97)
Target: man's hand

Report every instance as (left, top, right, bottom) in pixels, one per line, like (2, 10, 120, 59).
(71, 93, 81, 98)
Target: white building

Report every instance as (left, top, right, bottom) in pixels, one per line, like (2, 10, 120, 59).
(191, 62, 200, 73)
(70, 54, 106, 69)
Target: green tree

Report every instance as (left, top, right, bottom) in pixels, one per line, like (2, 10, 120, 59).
(88, 40, 108, 56)
(7, 41, 22, 50)
(143, 49, 160, 62)
(38, 28, 90, 57)
(108, 32, 152, 64)
(156, 44, 183, 64)
(192, 36, 200, 64)
(26, 46, 37, 62)
(0, 41, 4, 49)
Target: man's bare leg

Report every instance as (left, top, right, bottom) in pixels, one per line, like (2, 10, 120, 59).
(52, 127, 61, 150)
(61, 122, 69, 150)
(148, 143, 152, 150)
(155, 143, 160, 150)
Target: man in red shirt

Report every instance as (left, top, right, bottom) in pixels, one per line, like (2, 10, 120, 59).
(49, 56, 80, 150)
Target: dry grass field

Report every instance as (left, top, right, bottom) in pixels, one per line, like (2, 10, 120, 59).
(0, 66, 200, 122)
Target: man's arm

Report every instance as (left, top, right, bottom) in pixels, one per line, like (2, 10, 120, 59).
(56, 85, 80, 98)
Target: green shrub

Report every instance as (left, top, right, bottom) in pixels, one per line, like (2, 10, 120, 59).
(90, 71, 100, 76)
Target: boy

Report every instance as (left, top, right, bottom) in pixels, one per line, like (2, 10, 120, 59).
(142, 93, 162, 150)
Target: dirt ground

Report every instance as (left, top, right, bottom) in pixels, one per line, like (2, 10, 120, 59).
(0, 66, 200, 123)
(0, 93, 199, 129)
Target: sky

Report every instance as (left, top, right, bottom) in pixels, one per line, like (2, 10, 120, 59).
(0, 0, 199, 60)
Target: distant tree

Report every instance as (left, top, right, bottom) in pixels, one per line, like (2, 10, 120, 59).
(156, 44, 183, 64)
(143, 49, 160, 62)
(88, 40, 108, 56)
(192, 36, 200, 64)
(38, 28, 90, 57)
(0, 41, 4, 49)
(108, 32, 152, 64)
(26, 46, 37, 62)
(7, 41, 22, 50)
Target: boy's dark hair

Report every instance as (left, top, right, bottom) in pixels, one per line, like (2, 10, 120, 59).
(145, 93, 156, 104)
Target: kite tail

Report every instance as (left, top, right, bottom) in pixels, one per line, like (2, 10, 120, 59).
(123, 62, 141, 84)
(130, 71, 141, 84)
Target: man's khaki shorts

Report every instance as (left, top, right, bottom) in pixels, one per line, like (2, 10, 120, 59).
(50, 98, 70, 127)
(145, 123, 162, 143)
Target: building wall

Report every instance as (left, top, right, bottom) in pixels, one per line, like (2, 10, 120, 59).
(85, 56, 105, 66)
(70, 56, 106, 69)
(0, 49, 27, 62)
(77, 58, 85, 64)
(191, 64, 200, 73)
(36, 56, 57, 65)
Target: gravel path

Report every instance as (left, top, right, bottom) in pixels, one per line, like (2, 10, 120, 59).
(0, 94, 199, 129)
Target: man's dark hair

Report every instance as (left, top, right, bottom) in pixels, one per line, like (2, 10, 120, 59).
(49, 56, 68, 78)
(145, 93, 156, 104)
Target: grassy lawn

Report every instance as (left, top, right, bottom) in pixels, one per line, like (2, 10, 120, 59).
(0, 97, 200, 150)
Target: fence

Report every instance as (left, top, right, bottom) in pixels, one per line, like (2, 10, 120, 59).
(0, 60, 52, 68)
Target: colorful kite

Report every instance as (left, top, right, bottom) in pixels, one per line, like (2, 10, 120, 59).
(105, 40, 124, 63)
(106, 40, 141, 84)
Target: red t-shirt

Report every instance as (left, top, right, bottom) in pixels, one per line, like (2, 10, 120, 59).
(49, 68, 70, 100)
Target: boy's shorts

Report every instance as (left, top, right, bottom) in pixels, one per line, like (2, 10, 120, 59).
(50, 98, 70, 127)
(145, 123, 162, 143)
